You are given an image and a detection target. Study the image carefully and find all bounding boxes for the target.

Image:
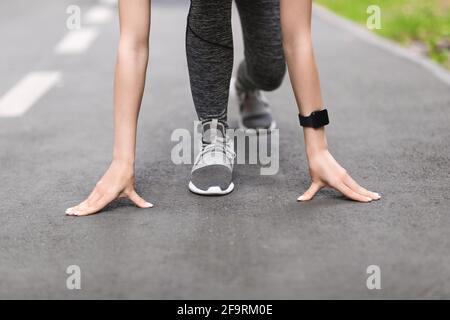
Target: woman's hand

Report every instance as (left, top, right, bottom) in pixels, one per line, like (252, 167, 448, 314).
(299, 148, 381, 203)
(65, 0, 153, 217)
(298, 127, 380, 202)
(66, 161, 153, 217)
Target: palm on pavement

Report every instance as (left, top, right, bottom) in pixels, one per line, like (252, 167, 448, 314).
(298, 150, 381, 203)
(66, 163, 153, 217)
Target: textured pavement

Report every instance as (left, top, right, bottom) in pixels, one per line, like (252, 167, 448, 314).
(0, 0, 450, 299)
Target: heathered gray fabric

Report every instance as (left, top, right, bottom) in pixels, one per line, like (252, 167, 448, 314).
(186, 0, 286, 124)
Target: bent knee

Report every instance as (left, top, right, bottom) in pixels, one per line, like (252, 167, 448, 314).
(254, 64, 286, 91)
(239, 59, 286, 92)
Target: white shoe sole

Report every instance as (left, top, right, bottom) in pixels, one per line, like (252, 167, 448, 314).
(238, 118, 277, 131)
(189, 181, 235, 196)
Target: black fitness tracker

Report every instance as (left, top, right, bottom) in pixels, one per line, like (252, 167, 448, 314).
(299, 109, 329, 128)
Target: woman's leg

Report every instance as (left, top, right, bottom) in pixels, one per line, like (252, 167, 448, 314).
(232, 0, 286, 129)
(186, 0, 236, 195)
(66, 0, 153, 216)
(186, 0, 234, 124)
(235, 0, 286, 92)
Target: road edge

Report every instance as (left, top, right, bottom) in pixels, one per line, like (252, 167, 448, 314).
(313, 4, 450, 87)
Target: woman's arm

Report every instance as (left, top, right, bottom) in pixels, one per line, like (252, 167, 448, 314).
(66, 0, 153, 216)
(280, 0, 380, 202)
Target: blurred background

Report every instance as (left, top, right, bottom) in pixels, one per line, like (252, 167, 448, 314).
(0, 0, 449, 299)
(317, 0, 450, 68)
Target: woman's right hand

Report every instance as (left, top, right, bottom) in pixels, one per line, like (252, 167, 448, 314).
(65, 161, 153, 217)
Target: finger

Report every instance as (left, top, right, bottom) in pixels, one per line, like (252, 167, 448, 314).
(127, 190, 153, 208)
(87, 188, 103, 203)
(66, 187, 102, 215)
(334, 182, 372, 203)
(73, 190, 120, 216)
(343, 174, 381, 200)
(72, 195, 113, 217)
(297, 182, 323, 202)
(66, 200, 88, 215)
(78, 199, 91, 211)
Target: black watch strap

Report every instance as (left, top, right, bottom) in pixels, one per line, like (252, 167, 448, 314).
(299, 109, 329, 128)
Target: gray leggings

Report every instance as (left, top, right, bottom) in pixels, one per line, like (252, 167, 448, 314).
(186, 0, 286, 124)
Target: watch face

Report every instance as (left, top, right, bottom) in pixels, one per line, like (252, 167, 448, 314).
(312, 109, 329, 128)
(298, 109, 329, 128)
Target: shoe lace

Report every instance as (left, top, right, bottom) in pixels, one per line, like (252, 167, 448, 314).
(197, 137, 236, 163)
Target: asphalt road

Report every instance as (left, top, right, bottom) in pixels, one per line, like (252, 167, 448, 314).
(0, 0, 449, 299)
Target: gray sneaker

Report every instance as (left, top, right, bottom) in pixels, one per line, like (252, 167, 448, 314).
(232, 78, 276, 130)
(189, 120, 236, 195)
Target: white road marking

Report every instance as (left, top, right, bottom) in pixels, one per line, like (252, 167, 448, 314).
(99, 0, 118, 6)
(54, 28, 99, 55)
(84, 5, 114, 25)
(0, 72, 61, 118)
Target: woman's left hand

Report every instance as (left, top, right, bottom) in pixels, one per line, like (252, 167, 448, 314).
(298, 149, 381, 202)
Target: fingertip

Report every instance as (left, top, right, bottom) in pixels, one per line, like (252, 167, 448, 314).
(71, 208, 86, 216)
(73, 211, 86, 217)
(144, 202, 153, 208)
(66, 208, 78, 216)
(297, 195, 309, 202)
(135, 201, 153, 209)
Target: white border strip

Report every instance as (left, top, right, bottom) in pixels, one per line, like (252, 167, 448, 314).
(313, 4, 450, 86)
(0, 72, 61, 118)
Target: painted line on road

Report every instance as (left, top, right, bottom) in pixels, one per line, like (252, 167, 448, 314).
(313, 4, 450, 87)
(84, 5, 114, 25)
(0, 72, 61, 118)
(54, 28, 99, 55)
(99, 0, 118, 6)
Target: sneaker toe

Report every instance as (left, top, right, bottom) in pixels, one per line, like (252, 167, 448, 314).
(242, 113, 274, 129)
(191, 164, 233, 193)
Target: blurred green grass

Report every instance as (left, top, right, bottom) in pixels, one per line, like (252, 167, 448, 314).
(315, 0, 450, 69)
